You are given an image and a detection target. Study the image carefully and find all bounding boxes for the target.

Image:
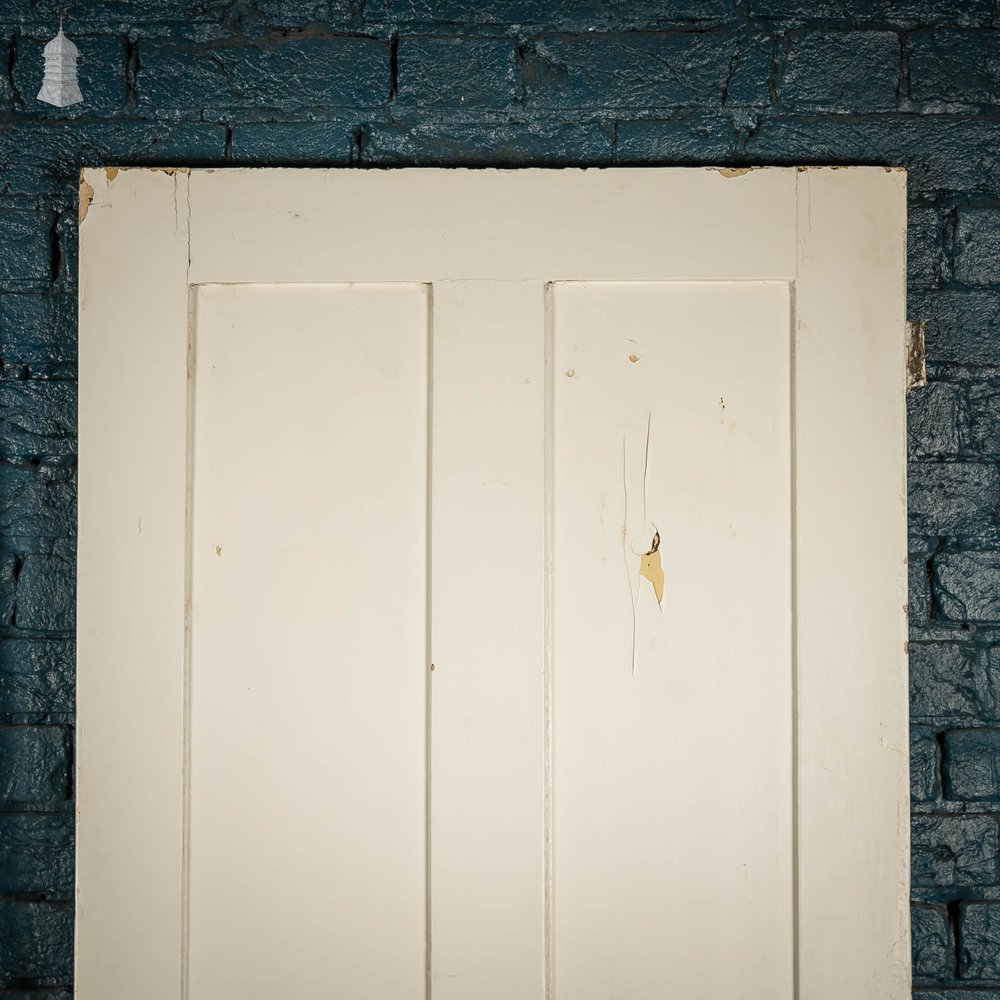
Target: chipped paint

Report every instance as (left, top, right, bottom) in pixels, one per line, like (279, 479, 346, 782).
(100, 165, 189, 177)
(78, 175, 95, 224)
(80, 166, 185, 223)
(907, 320, 927, 390)
(623, 411, 660, 673)
(639, 531, 664, 607)
(712, 166, 753, 178)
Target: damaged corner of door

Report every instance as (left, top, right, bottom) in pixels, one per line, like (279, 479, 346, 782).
(79, 172, 95, 225)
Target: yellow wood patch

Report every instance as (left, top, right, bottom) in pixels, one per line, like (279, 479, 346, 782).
(639, 531, 664, 606)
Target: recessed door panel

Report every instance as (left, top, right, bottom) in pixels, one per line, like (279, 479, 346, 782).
(551, 282, 793, 999)
(187, 284, 429, 999)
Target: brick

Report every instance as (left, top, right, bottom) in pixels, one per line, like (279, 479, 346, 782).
(230, 120, 355, 163)
(0, 814, 73, 899)
(746, 118, 1000, 193)
(910, 547, 933, 627)
(201, 2, 355, 38)
(912, 993, 1000, 1000)
(359, 119, 614, 165)
(11, 35, 128, 118)
(0, 0, 293, 32)
(0, 381, 77, 460)
(0, 727, 69, 806)
(518, 32, 745, 110)
(369, 0, 732, 26)
(575, 0, 734, 19)
(0, 991, 72, 1000)
(0, 40, 9, 106)
(907, 462, 1000, 541)
(911, 904, 955, 980)
(0, 553, 17, 628)
(0, 213, 52, 283)
(396, 39, 518, 111)
(912, 815, 998, 886)
(0, 294, 77, 373)
(908, 203, 949, 288)
(14, 553, 75, 633)
(959, 902, 1000, 978)
(955, 208, 1000, 286)
(0, 122, 227, 199)
(780, 30, 900, 113)
(909, 30, 1000, 107)
(137, 36, 388, 113)
(910, 642, 1000, 726)
(966, 378, 1000, 457)
(934, 552, 1000, 625)
(718, 31, 774, 108)
(0, 901, 72, 988)
(908, 382, 962, 459)
(103, 7, 352, 44)
(0, 640, 75, 719)
(911, 726, 942, 803)
(943, 729, 1000, 801)
(616, 116, 743, 164)
(748, 0, 993, 23)
(52, 209, 77, 291)
(0, 464, 76, 548)
(907, 289, 1000, 366)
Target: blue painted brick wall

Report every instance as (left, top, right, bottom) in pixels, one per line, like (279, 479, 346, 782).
(0, 1, 998, 994)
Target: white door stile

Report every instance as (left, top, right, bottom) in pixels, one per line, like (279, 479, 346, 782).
(77, 166, 909, 1000)
(793, 168, 910, 999)
(77, 168, 190, 999)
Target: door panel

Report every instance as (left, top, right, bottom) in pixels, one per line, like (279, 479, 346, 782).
(188, 284, 428, 998)
(550, 282, 793, 999)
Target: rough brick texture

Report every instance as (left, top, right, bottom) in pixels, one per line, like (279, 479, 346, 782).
(912, 904, 955, 982)
(943, 730, 1000, 802)
(960, 903, 1000, 979)
(0, 1, 999, 995)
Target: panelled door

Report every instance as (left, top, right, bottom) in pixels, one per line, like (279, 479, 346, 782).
(77, 167, 909, 1000)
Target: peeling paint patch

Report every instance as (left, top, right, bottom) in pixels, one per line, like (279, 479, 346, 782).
(640, 531, 664, 607)
(907, 320, 927, 390)
(78, 177, 94, 224)
(102, 165, 189, 176)
(712, 166, 752, 178)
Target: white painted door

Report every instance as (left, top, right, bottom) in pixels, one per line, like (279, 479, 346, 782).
(77, 168, 909, 1000)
